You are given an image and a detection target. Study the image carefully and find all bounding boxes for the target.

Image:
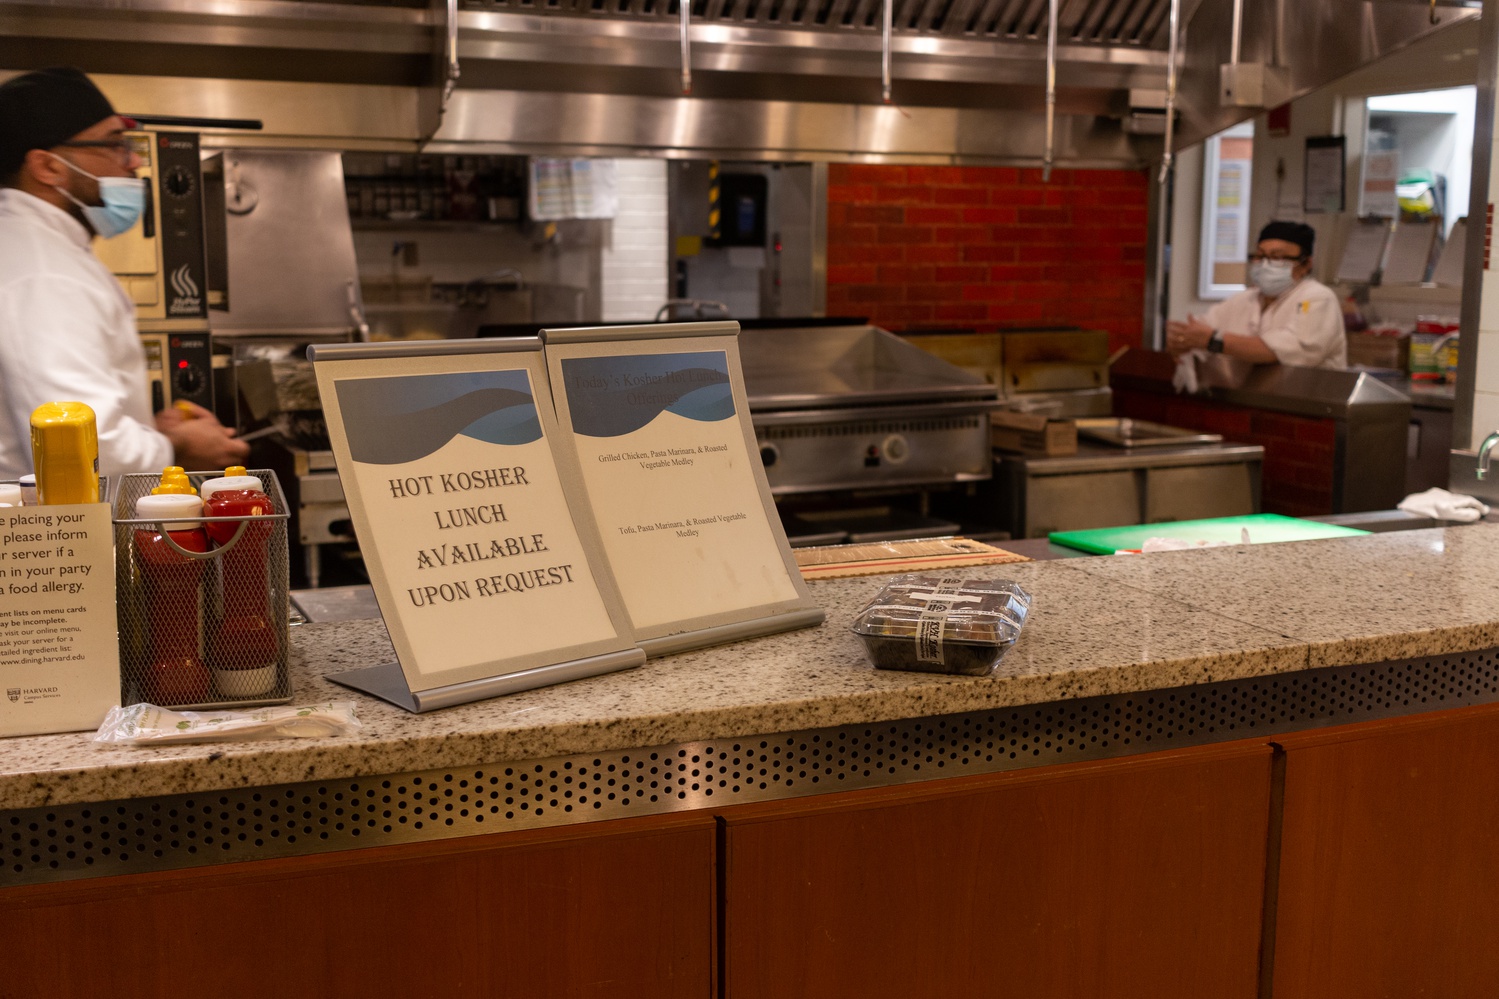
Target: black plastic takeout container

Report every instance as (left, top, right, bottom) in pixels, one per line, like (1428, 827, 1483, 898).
(850, 575, 1031, 676)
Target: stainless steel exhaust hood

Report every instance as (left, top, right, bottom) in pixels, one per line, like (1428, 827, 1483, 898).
(0, 0, 1480, 165)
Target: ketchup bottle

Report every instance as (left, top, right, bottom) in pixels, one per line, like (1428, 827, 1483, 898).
(201, 467, 279, 697)
(134, 468, 211, 705)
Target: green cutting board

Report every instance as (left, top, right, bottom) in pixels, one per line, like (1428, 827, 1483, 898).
(1049, 513, 1369, 555)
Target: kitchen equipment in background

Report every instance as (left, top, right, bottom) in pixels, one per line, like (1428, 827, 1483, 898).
(670, 162, 820, 320)
(741, 323, 999, 495)
(343, 154, 524, 224)
(359, 271, 587, 340)
(90, 129, 219, 414)
(997, 439, 1265, 539)
(902, 329, 1114, 418)
(258, 435, 353, 590)
(1111, 349, 1412, 516)
(360, 274, 454, 341)
(738, 321, 1000, 545)
(1076, 418, 1223, 448)
(711, 173, 768, 247)
(209, 150, 364, 342)
(225, 349, 353, 588)
(139, 330, 214, 413)
(94, 131, 213, 324)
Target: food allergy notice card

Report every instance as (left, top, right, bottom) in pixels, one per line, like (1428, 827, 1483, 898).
(543, 322, 821, 653)
(0, 502, 119, 736)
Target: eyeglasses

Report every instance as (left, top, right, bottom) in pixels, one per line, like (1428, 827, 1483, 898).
(53, 139, 135, 165)
(1247, 252, 1307, 264)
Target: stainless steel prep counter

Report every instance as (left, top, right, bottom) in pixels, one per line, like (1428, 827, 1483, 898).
(996, 441, 1265, 539)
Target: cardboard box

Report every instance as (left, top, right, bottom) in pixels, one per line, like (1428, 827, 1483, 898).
(1345, 331, 1409, 372)
(992, 411, 1078, 456)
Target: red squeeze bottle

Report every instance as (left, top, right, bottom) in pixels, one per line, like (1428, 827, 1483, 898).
(133, 471, 211, 705)
(201, 467, 279, 697)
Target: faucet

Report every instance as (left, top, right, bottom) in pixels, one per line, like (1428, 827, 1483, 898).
(1478, 430, 1499, 480)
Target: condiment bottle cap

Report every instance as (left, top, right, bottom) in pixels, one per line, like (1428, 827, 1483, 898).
(135, 492, 204, 532)
(151, 468, 197, 495)
(199, 469, 264, 501)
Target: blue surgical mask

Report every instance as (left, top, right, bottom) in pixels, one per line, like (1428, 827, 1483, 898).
(1249, 259, 1297, 299)
(50, 154, 148, 239)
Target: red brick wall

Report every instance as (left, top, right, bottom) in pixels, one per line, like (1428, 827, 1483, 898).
(825, 164, 1150, 353)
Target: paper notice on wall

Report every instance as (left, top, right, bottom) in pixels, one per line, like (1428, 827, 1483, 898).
(1363, 149, 1400, 218)
(1336, 218, 1392, 284)
(1304, 136, 1346, 214)
(0, 502, 119, 736)
(528, 158, 619, 221)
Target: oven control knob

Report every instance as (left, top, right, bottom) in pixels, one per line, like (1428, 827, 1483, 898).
(163, 166, 194, 199)
(174, 364, 204, 396)
(759, 443, 779, 467)
(882, 433, 910, 464)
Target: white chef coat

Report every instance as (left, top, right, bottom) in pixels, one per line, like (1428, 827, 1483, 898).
(1203, 275, 1348, 369)
(0, 188, 172, 483)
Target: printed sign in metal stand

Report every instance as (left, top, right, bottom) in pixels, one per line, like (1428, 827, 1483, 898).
(542, 321, 823, 656)
(0, 492, 119, 737)
(308, 339, 643, 712)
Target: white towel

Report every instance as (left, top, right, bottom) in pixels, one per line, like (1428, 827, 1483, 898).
(1172, 350, 1204, 394)
(1397, 487, 1491, 523)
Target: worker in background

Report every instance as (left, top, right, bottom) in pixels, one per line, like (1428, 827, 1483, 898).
(0, 67, 248, 483)
(1166, 220, 1348, 370)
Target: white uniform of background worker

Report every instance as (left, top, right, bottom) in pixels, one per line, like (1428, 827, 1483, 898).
(0, 67, 247, 483)
(1167, 220, 1348, 370)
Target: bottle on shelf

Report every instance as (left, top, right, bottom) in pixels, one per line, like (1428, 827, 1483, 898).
(201, 467, 279, 697)
(133, 467, 212, 706)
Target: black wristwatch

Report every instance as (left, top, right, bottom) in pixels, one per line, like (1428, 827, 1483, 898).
(1207, 330, 1225, 353)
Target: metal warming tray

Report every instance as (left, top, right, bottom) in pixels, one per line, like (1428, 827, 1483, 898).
(739, 324, 1000, 495)
(1076, 417, 1223, 448)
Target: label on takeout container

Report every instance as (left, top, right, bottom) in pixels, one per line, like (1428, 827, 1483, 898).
(914, 576, 967, 663)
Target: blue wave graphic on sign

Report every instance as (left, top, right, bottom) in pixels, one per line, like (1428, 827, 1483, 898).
(334, 370, 541, 464)
(561, 352, 733, 438)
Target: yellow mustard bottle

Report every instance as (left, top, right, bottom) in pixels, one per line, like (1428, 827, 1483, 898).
(30, 401, 99, 505)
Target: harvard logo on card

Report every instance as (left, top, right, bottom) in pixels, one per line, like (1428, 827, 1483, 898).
(6, 688, 19, 703)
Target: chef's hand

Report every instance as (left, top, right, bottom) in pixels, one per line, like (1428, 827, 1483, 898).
(1165, 315, 1214, 355)
(156, 401, 251, 472)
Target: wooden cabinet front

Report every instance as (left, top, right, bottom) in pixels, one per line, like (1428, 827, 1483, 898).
(720, 741, 1274, 999)
(1, 812, 716, 999)
(1272, 703, 1499, 999)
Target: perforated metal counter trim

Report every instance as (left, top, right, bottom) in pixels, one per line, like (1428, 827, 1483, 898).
(7, 647, 1498, 886)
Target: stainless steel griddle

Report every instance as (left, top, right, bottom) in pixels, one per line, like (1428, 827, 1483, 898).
(738, 323, 1000, 496)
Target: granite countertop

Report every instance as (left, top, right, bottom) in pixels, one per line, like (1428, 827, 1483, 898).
(6, 523, 1499, 810)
